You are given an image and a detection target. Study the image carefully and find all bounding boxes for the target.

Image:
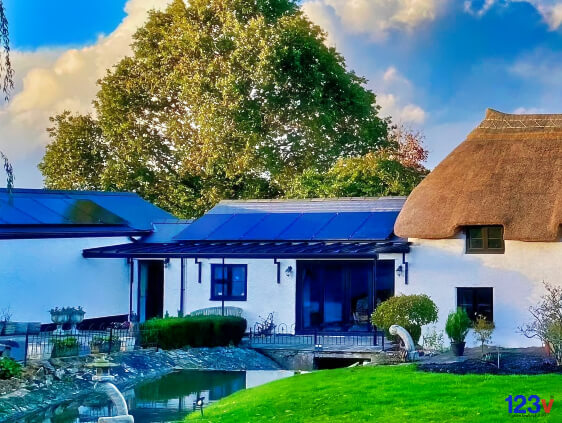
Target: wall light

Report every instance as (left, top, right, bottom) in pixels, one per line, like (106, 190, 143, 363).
(396, 265, 403, 277)
(285, 266, 293, 277)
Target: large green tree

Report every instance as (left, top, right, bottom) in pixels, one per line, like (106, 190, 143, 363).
(40, 0, 424, 218)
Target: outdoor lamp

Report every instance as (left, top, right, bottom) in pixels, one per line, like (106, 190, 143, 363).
(396, 265, 403, 277)
(285, 266, 293, 277)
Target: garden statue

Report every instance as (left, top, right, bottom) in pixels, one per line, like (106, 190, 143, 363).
(389, 325, 418, 361)
(86, 355, 134, 423)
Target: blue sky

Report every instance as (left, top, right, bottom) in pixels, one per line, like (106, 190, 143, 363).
(2, 0, 562, 187)
(4, 0, 127, 49)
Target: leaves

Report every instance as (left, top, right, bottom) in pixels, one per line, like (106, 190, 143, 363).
(39, 0, 414, 218)
(0, 0, 13, 101)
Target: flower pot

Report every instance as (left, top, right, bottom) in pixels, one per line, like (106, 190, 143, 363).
(451, 341, 466, 356)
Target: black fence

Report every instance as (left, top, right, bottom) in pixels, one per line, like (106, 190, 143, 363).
(1, 327, 160, 364)
(248, 323, 386, 349)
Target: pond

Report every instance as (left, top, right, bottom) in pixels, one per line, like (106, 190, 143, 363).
(22, 370, 294, 423)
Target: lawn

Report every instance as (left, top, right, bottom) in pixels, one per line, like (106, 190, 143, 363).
(186, 364, 562, 422)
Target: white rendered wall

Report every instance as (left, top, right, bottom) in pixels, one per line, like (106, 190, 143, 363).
(398, 235, 562, 347)
(0, 237, 131, 323)
(164, 259, 182, 317)
(177, 258, 297, 330)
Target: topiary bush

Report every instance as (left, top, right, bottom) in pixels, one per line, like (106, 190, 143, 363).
(371, 294, 438, 344)
(140, 315, 247, 350)
(0, 357, 22, 379)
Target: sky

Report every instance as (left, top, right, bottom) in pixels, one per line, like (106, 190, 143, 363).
(2, 0, 562, 187)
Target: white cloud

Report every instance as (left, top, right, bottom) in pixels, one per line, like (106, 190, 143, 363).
(371, 67, 427, 124)
(302, 0, 445, 42)
(464, 1, 562, 30)
(522, 1, 562, 29)
(464, 0, 498, 16)
(0, 0, 172, 186)
(513, 106, 547, 114)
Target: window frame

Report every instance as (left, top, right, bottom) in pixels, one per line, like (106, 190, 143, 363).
(456, 287, 494, 322)
(210, 264, 248, 301)
(465, 225, 505, 254)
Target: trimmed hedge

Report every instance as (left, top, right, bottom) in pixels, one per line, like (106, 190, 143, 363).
(140, 316, 247, 350)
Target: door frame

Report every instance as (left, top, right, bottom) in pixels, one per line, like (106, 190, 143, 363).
(295, 260, 376, 333)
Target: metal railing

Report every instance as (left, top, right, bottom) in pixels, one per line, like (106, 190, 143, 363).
(1, 327, 160, 364)
(248, 323, 386, 349)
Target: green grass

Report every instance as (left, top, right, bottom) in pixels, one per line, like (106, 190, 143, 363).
(186, 365, 562, 422)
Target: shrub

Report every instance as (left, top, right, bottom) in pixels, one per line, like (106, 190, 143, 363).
(520, 282, 562, 365)
(445, 308, 472, 344)
(51, 337, 80, 358)
(422, 326, 446, 353)
(90, 335, 121, 354)
(473, 314, 494, 354)
(140, 316, 247, 350)
(0, 357, 21, 379)
(371, 294, 438, 344)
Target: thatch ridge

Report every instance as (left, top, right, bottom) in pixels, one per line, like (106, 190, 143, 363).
(394, 109, 562, 241)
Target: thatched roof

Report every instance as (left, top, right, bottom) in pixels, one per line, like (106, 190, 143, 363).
(395, 109, 562, 241)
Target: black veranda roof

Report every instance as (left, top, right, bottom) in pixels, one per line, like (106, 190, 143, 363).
(82, 240, 409, 259)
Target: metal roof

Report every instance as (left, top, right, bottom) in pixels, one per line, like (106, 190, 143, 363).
(83, 240, 409, 259)
(209, 197, 406, 214)
(175, 197, 405, 242)
(0, 188, 175, 238)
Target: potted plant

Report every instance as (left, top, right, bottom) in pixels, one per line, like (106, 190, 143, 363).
(445, 308, 472, 356)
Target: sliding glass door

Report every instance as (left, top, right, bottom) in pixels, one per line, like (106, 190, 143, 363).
(296, 260, 395, 333)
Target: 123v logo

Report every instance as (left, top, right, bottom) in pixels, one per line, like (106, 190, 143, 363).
(505, 395, 554, 414)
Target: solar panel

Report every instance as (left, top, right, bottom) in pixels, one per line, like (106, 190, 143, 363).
(205, 213, 269, 240)
(313, 212, 371, 240)
(0, 199, 39, 224)
(241, 213, 302, 240)
(175, 214, 234, 240)
(11, 197, 69, 224)
(276, 213, 336, 240)
(350, 211, 399, 240)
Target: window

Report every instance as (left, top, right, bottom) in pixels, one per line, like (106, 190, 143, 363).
(457, 287, 493, 321)
(466, 226, 504, 254)
(211, 264, 247, 301)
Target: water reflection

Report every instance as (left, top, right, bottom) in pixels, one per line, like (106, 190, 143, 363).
(23, 370, 293, 423)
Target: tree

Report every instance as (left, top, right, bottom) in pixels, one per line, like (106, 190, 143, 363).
(0, 0, 13, 101)
(519, 282, 562, 365)
(39, 0, 397, 218)
(40, 112, 107, 190)
(286, 127, 428, 198)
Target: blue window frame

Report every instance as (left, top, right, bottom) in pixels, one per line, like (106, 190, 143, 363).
(211, 264, 247, 301)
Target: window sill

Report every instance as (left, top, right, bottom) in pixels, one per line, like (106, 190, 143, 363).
(465, 250, 505, 255)
(210, 297, 247, 302)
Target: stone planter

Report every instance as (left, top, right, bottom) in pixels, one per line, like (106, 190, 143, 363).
(451, 341, 466, 356)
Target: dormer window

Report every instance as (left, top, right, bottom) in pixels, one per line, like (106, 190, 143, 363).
(466, 226, 504, 254)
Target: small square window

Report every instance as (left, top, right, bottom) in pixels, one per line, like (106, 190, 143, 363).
(211, 264, 247, 301)
(466, 226, 504, 254)
(457, 287, 493, 322)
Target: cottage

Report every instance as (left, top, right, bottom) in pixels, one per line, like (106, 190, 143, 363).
(395, 109, 562, 347)
(0, 188, 179, 324)
(84, 198, 408, 333)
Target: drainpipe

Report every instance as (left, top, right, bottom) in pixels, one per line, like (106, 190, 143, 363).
(128, 258, 134, 321)
(180, 258, 185, 316)
(402, 252, 409, 285)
